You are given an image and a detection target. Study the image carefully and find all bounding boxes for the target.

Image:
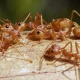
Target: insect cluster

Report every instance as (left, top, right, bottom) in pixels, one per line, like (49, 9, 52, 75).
(0, 10, 80, 80)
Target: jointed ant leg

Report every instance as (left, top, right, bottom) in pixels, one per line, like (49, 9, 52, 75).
(51, 25, 56, 40)
(75, 42, 79, 54)
(62, 66, 74, 80)
(11, 44, 32, 63)
(62, 42, 72, 53)
(59, 31, 66, 41)
(36, 13, 47, 25)
(47, 55, 63, 65)
(71, 10, 80, 22)
(41, 15, 43, 28)
(55, 62, 68, 67)
(0, 19, 5, 23)
(74, 59, 78, 80)
(38, 55, 44, 70)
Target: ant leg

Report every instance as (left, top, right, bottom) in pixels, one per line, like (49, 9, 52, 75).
(75, 42, 79, 80)
(62, 42, 72, 52)
(41, 15, 43, 25)
(41, 15, 44, 28)
(71, 10, 80, 21)
(2, 19, 10, 23)
(70, 42, 72, 53)
(73, 22, 80, 27)
(38, 41, 55, 68)
(16, 36, 25, 46)
(62, 66, 74, 80)
(69, 10, 80, 36)
(11, 44, 32, 63)
(45, 41, 54, 51)
(59, 31, 66, 41)
(0, 19, 5, 23)
(74, 42, 79, 80)
(38, 55, 44, 70)
(47, 55, 63, 66)
(17, 12, 30, 23)
(74, 59, 78, 80)
(36, 13, 47, 25)
(75, 42, 79, 54)
(51, 26, 56, 40)
(55, 62, 67, 67)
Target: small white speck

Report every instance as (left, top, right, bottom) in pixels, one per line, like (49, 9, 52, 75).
(18, 68, 31, 73)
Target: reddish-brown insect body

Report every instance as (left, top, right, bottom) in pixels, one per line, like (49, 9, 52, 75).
(73, 27, 80, 38)
(1, 23, 14, 33)
(52, 18, 73, 32)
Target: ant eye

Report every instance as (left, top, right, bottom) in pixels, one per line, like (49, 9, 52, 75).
(18, 23, 21, 26)
(18, 34, 20, 36)
(5, 25, 9, 28)
(51, 50, 54, 53)
(37, 31, 40, 34)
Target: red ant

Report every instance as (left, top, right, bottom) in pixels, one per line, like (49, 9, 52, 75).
(0, 19, 15, 34)
(26, 10, 80, 41)
(26, 14, 50, 41)
(0, 31, 32, 63)
(14, 13, 46, 32)
(38, 41, 80, 80)
(70, 10, 80, 38)
(27, 14, 67, 41)
(46, 10, 80, 39)
(14, 13, 31, 32)
(0, 19, 23, 44)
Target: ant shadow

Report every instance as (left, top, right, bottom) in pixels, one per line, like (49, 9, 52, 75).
(45, 57, 80, 80)
(44, 56, 79, 67)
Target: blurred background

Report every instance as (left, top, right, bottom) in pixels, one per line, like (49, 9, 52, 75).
(0, 0, 80, 23)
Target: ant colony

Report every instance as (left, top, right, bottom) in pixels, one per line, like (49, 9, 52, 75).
(0, 10, 80, 80)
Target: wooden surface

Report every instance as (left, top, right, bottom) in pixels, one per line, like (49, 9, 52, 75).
(0, 32, 80, 80)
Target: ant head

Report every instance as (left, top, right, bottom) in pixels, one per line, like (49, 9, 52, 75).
(18, 22, 26, 26)
(27, 28, 44, 40)
(15, 22, 26, 29)
(29, 28, 44, 36)
(45, 44, 61, 57)
(14, 22, 26, 32)
(1, 22, 14, 32)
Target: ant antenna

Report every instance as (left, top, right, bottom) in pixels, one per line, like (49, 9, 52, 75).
(23, 13, 31, 23)
(0, 19, 5, 23)
(36, 13, 47, 25)
(41, 15, 44, 28)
